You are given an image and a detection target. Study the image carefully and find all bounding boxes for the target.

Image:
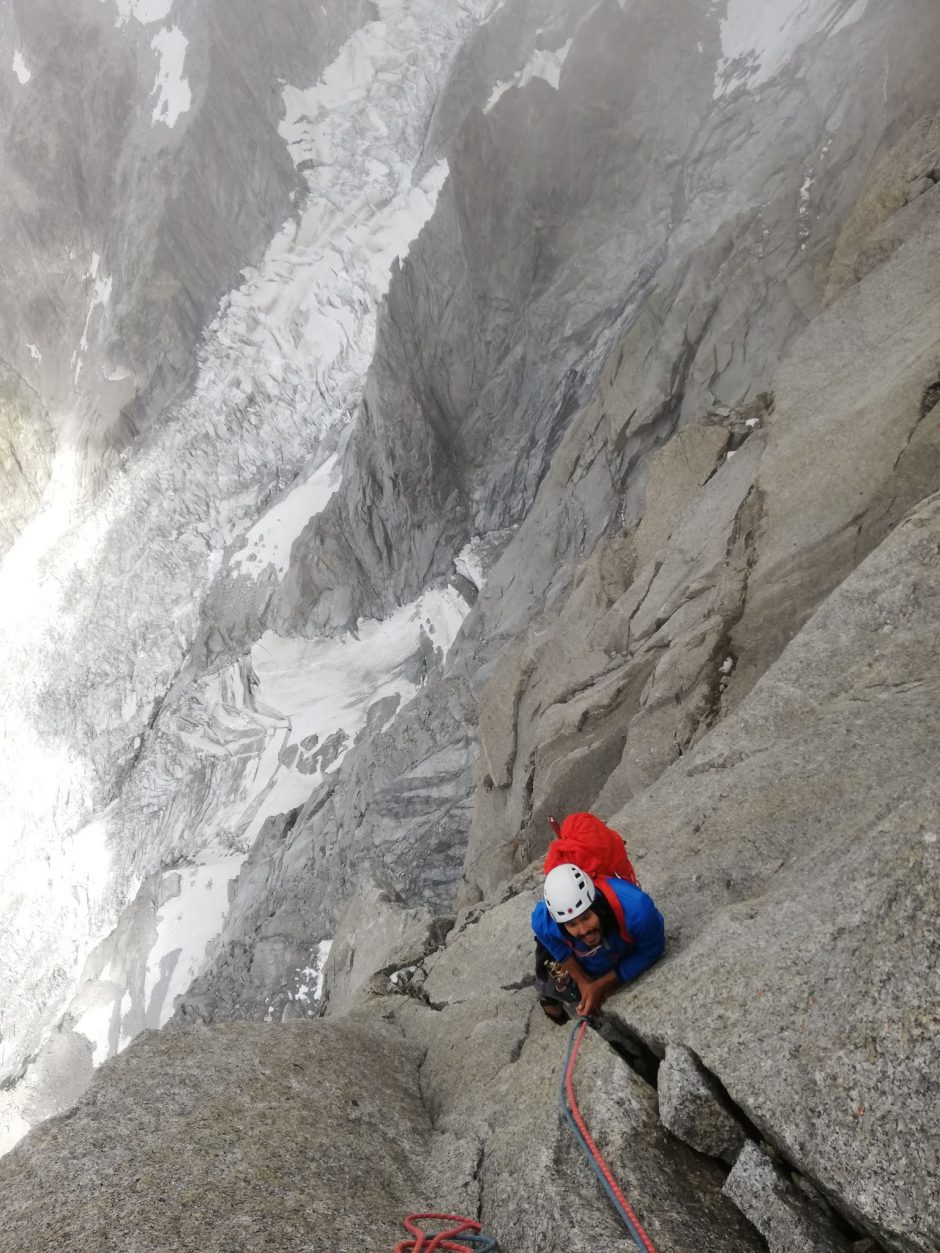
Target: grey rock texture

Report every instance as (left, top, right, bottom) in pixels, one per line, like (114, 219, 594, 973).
(604, 492, 940, 1250)
(320, 881, 453, 1018)
(0, 1021, 429, 1253)
(567, 1028, 764, 1253)
(657, 1043, 747, 1164)
(724, 1142, 852, 1253)
(382, 891, 763, 1253)
(278, 0, 925, 638)
(460, 104, 940, 901)
(178, 665, 479, 1024)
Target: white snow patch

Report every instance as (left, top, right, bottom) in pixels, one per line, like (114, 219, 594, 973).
(26, 343, 41, 364)
(231, 454, 341, 576)
(73, 1001, 114, 1067)
(144, 848, 242, 1027)
(241, 585, 470, 841)
(455, 538, 486, 590)
(484, 39, 573, 112)
(118, 990, 134, 1051)
(100, 0, 174, 27)
(151, 26, 191, 128)
(73, 256, 114, 382)
(313, 940, 332, 999)
(0, 811, 113, 1079)
(295, 939, 333, 1007)
(798, 138, 831, 244)
(12, 52, 31, 84)
(0, 1108, 30, 1159)
(714, 0, 869, 98)
(830, 0, 870, 35)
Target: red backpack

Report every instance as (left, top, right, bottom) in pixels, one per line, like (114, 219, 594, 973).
(543, 812, 640, 946)
(543, 812, 639, 886)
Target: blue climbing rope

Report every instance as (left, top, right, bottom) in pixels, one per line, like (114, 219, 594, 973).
(559, 1018, 658, 1252)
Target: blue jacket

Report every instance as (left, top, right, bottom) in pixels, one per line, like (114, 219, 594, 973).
(531, 877, 665, 986)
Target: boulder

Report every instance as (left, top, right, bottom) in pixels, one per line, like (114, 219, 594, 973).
(657, 1043, 746, 1164)
(0, 1021, 429, 1252)
(724, 1143, 852, 1253)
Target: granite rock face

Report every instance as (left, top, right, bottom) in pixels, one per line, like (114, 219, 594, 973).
(724, 1143, 853, 1253)
(375, 891, 763, 1253)
(0, 1021, 430, 1253)
(604, 493, 940, 1250)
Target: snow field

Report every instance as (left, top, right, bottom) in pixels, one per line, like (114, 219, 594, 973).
(484, 38, 573, 112)
(151, 26, 192, 128)
(714, 0, 871, 98)
(0, 0, 500, 1137)
(242, 582, 471, 843)
(11, 51, 31, 83)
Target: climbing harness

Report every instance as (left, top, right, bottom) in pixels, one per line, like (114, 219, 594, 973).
(560, 1018, 658, 1253)
(395, 1212, 498, 1251)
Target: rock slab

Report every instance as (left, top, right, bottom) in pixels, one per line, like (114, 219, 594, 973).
(0, 1022, 429, 1253)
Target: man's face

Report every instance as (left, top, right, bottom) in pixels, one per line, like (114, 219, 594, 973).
(564, 907, 602, 948)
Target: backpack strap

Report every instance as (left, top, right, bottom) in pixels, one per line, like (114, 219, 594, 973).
(595, 877, 634, 945)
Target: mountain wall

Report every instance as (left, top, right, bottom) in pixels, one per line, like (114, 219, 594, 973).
(0, 0, 938, 1250)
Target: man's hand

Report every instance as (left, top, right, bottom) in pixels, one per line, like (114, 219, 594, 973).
(576, 971, 619, 1018)
(576, 981, 602, 1017)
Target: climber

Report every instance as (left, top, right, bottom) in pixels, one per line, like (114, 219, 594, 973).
(531, 862, 665, 1023)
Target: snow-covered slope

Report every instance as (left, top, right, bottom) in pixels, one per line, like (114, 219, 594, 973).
(0, 0, 498, 1145)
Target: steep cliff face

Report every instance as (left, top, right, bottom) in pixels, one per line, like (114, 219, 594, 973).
(1, 0, 939, 1250)
(0, 0, 494, 1120)
(0, 0, 372, 531)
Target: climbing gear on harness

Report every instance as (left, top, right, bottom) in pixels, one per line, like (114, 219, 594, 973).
(545, 812, 640, 887)
(396, 1212, 498, 1250)
(544, 862, 595, 922)
(545, 957, 575, 989)
(560, 1019, 658, 1252)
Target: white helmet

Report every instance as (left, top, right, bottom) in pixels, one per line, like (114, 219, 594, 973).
(544, 863, 595, 924)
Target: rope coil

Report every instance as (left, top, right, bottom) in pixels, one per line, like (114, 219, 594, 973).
(395, 1212, 497, 1252)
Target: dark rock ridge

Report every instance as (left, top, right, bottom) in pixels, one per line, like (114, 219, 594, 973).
(1, 0, 940, 1250)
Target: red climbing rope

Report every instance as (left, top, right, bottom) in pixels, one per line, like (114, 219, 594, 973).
(395, 1212, 493, 1252)
(398, 1021, 656, 1252)
(563, 1020, 658, 1253)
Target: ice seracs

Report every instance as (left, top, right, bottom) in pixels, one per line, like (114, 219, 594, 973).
(0, 0, 506, 1147)
(714, 0, 872, 98)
